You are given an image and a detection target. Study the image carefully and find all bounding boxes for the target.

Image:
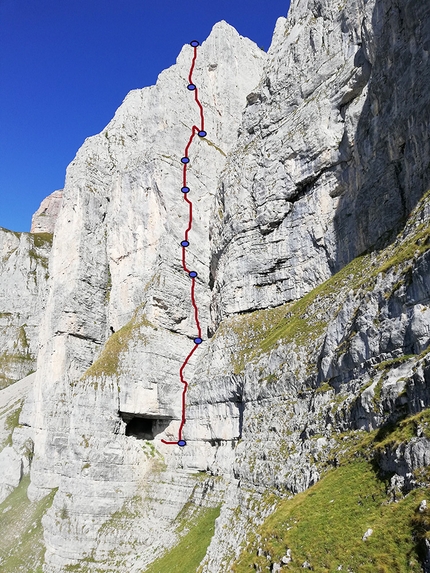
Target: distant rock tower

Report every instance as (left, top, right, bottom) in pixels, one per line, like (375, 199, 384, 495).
(30, 189, 63, 234)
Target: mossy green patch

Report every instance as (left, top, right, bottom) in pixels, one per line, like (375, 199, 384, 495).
(0, 352, 34, 390)
(0, 475, 56, 573)
(0, 312, 13, 319)
(26, 232, 53, 270)
(17, 325, 29, 349)
(28, 248, 49, 269)
(143, 505, 221, 573)
(1, 401, 23, 448)
(374, 408, 430, 450)
(31, 232, 53, 248)
(376, 354, 416, 371)
(215, 304, 287, 374)
(0, 227, 21, 238)
(82, 307, 154, 379)
(316, 382, 333, 393)
(232, 460, 424, 572)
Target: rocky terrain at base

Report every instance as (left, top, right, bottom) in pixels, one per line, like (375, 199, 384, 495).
(1, 0, 430, 571)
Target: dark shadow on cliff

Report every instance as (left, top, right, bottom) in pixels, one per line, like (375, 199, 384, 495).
(333, 0, 430, 270)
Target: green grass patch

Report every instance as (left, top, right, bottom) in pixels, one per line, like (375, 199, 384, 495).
(374, 408, 430, 450)
(1, 401, 23, 448)
(28, 248, 49, 269)
(0, 227, 21, 238)
(232, 460, 425, 572)
(378, 222, 430, 274)
(216, 304, 287, 374)
(143, 506, 221, 573)
(31, 232, 53, 247)
(259, 255, 368, 353)
(221, 253, 370, 374)
(376, 354, 416, 371)
(0, 352, 34, 390)
(82, 306, 154, 379)
(26, 232, 53, 270)
(0, 475, 56, 573)
(316, 382, 334, 393)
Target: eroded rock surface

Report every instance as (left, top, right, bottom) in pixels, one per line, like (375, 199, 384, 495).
(1, 1, 429, 571)
(210, 0, 430, 326)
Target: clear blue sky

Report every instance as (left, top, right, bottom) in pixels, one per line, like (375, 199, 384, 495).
(0, 0, 290, 232)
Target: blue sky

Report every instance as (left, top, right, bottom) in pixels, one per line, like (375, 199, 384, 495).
(0, 0, 290, 232)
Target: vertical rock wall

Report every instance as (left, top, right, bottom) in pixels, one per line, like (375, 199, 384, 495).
(209, 0, 430, 326)
(17, 21, 266, 571)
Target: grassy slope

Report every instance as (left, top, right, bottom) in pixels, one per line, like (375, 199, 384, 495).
(0, 475, 56, 573)
(231, 406, 430, 573)
(143, 506, 221, 573)
(231, 459, 427, 572)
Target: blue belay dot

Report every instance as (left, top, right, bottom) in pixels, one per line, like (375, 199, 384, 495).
(181, 157, 189, 164)
(189, 271, 197, 278)
(187, 84, 196, 90)
(194, 337, 203, 344)
(198, 130, 207, 137)
(181, 240, 189, 247)
(178, 440, 187, 447)
(190, 40, 199, 47)
(181, 187, 190, 193)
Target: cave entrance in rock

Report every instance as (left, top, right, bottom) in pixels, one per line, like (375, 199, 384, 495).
(119, 412, 171, 440)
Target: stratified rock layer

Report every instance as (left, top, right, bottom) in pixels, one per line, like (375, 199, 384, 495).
(1, 1, 429, 571)
(210, 0, 430, 325)
(17, 21, 266, 572)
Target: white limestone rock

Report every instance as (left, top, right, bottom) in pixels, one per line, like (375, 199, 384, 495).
(0, 446, 22, 503)
(19, 20, 266, 570)
(2, 0, 430, 570)
(210, 0, 430, 326)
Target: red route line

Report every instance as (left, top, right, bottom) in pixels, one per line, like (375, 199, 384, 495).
(162, 41, 204, 447)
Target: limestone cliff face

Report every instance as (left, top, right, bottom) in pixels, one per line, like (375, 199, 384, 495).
(210, 0, 430, 325)
(15, 21, 266, 571)
(1, 1, 430, 572)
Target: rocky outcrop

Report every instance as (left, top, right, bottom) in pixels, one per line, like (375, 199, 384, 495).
(210, 0, 430, 326)
(1, 0, 429, 571)
(0, 446, 22, 503)
(0, 229, 52, 388)
(30, 189, 63, 234)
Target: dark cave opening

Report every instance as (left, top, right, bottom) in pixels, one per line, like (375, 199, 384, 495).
(119, 411, 171, 440)
(126, 417, 154, 439)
